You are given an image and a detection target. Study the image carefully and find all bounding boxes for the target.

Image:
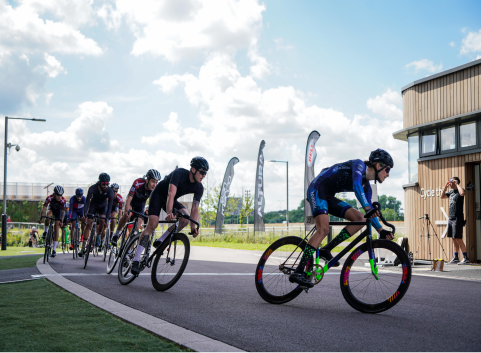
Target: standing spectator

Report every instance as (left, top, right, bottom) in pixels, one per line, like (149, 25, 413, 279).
(441, 177, 469, 265)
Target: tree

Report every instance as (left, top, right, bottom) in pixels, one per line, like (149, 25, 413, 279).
(199, 183, 239, 227)
(239, 191, 254, 226)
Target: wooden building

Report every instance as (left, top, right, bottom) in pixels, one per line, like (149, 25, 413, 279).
(393, 58, 481, 262)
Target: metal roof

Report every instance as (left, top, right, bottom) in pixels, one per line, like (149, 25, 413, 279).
(401, 58, 481, 93)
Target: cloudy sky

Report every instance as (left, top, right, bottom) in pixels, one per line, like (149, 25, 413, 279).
(1, 0, 481, 212)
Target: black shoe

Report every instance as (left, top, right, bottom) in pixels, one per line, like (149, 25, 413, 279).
(51, 250, 56, 258)
(318, 248, 340, 267)
(448, 256, 459, 264)
(289, 272, 314, 288)
(458, 258, 471, 265)
(78, 251, 84, 258)
(111, 235, 118, 246)
(131, 261, 140, 276)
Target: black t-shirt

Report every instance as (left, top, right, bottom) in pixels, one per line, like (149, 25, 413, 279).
(157, 168, 203, 202)
(446, 189, 464, 219)
(85, 183, 115, 215)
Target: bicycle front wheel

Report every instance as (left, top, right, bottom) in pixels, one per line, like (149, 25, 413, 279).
(340, 240, 412, 313)
(102, 233, 109, 262)
(83, 231, 94, 269)
(151, 233, 190, 292)
(118, 233, 140, 285)
(255, 236, 312, 304)
(43, 228, 53, 264)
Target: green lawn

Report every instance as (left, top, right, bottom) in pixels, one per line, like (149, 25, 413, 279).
(0, 255, 42, 271)
(0, 279, 189, 352)
(0, 246, 44, 257)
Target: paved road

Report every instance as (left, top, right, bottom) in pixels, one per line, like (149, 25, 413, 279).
(47, 247, 481, 352)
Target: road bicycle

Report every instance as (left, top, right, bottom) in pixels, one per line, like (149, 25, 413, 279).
(118, 209, 199, 292)
(83, 214, 107, 269)
(60, 223, 69, 254)
(101, 221, 111, 262)
(39, 216, 58, 264)
(106, 210, 146, 274)
(70, 218, 81, 259)
(255, 202, 412, 313)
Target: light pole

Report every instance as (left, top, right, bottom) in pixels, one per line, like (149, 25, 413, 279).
(269, 160, 289, 228)
(2, 116, 46, 251)
(245, 190, 251, 225)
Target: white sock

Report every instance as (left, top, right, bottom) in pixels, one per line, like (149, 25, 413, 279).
(53, 241, 58, 251)
(133, 245, 144, 262)
(159, 230, 170, 242)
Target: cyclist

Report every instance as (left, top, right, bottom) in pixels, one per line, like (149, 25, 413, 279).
(29, 226, 39, 247)
(129, 157, 207, 275)
(111, 169, 161, 245)
(78, 173, 114, 257)
(38, 185, 67, 258)
(289, 149, 395, 288)
(109, 183, 123, 238)
(69, 188, 86, 250)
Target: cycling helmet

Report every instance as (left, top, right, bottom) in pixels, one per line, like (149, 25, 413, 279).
(75, 188, 83, 197)
(369, 149, 393, 184)
(190, 156, 209, 171)
(66, 202, 70, 208)
(53, 185, 64, 196)
(98, 173, 110, 182)
(146, 169, 161, 181)
(32, 226, 36, 230)
(111, 183, 119, 191)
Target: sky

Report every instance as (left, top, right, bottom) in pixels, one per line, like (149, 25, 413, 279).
(1, 0, 481, 212)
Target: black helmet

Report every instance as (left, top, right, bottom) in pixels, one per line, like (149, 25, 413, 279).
(190, 156, 209, 171)
(98, 173, 110, 182)
(110, 183, 119, 191)
(75, 188, 83, 197)
(54, 185, 64, 196)
(369, 149, 394, 168)
(146, 169, 161, 181)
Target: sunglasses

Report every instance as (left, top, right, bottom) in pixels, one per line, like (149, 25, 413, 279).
(101, 182, 109, 186)
(198, 170, 207, 176)
(380, 164, 391, 174)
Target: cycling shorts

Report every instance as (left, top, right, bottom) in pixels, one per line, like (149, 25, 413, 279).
(307, 182, 352, 219)
(47, 206, 62, 221)
(86, 200, 107, 219)
(148, 186, 185, 217)
(69, 209, 84, 221)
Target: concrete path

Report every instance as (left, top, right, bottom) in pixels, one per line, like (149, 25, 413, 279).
(38, 246, 481, 352)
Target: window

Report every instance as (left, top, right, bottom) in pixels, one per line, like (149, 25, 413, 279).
(421, 129, 437, 155)
(408, 134, 419, 183)
(440, 125, 456, 151)
(460, 121, 476, 148)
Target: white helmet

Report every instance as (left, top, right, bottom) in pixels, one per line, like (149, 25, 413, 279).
(32, 226, 36, 230)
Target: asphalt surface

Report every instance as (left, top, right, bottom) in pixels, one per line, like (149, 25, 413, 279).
(0, 267, 40, 282)
(46, 248, 481, 352)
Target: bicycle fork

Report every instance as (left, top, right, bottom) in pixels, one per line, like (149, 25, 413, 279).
(366, 232, 379, 280)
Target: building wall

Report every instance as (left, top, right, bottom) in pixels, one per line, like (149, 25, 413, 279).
(404, 153, 481, 260)
(402, 63, 481, 129)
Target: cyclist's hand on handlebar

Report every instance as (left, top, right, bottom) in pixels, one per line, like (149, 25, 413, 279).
(380, 229, 394, 240)
(166, 213, 175, 221)
(190, 226, 199, 237)
(38, 219, 42, 224)
(364, 207, 380, 219)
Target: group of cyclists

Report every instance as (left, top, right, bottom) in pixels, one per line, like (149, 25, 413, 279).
(38, 157, 209, 274)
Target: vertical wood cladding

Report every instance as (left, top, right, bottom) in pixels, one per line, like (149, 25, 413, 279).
(404, 154, 481, 260)
(402, 63, 481, 129)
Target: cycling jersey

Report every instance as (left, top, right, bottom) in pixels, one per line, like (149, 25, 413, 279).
(308, 159, 382, 229)
(69, 195, 86, 219)
(149, 168, 204, 217)
(128, 178, 152, 201)
(30, 229, 38, 238)
(84, 183, 114, 218)
(113, 193, 124, 210)
(44, 194, 67, 211)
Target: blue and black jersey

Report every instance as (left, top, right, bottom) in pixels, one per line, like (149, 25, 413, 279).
(307, 159, 382, 229)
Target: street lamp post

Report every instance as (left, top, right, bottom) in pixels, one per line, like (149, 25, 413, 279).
(269, 160, 289, 229)
(2, 116, 46, 251)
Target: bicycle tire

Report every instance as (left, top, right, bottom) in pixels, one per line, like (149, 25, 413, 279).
(118, 233, 140, 285)
(255, 236, 312, 304)
(72, 227, 78, 260)
(43, 227, 53, 264)
(102, 232, 110, 262)
(107, 230, 125, 274)
(151, 233, 190, 292)
(83, 230, 95, 269)
(340, 240, 412, 313)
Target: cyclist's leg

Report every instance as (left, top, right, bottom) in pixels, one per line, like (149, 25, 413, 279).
(43, 209, 53, 239)
(80, 217, 94, 254)
(52, 218, 61, 255)
(70, 219, 77, 249)
(110, 210, 117, 234)
(323, 203, 364, 251)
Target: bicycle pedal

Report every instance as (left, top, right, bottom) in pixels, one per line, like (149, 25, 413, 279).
(303, 287, 310, 293)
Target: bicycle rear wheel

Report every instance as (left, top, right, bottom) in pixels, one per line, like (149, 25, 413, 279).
(61, 230, 66, 254)
(43, 228, 53, 264)
(340, 240, 412, 313)
(118, 233, 140, 285)
(255, 236, 312, 304)
(151, 233, 190, 292)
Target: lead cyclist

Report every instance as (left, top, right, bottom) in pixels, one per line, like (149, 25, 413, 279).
(289, 149, 395, 288)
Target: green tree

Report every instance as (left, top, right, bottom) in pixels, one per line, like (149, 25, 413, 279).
(239, 191, 254, 226)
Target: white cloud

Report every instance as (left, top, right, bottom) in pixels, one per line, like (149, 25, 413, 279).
(105, 0, 265, 62)
(38, 53, 66, 78)
(460, 29, 481, 55)
(97, 3, 122, 31)
(150, 54, 407, 210)
(449, 41, 455, 47)
(366, 88, 402, 121)
(405, 59, 443, 73)
(477, 55, 481, 60)
(274, 38, 294, 51)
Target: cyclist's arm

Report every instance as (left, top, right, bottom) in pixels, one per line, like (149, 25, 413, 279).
(123, 195, 133, 214)
(166, 184, 177, 215)
(84, 187, 93, 216)
(106, 189, 114, 217)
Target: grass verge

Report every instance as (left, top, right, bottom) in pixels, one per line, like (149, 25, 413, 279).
(0, 279, 190, 352)
(0, 255, 42, 271)
(0, 247, 44, 257)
